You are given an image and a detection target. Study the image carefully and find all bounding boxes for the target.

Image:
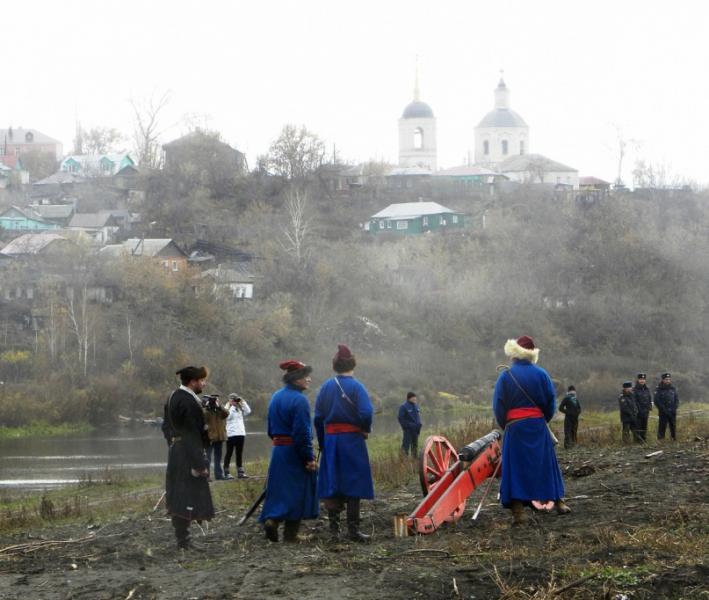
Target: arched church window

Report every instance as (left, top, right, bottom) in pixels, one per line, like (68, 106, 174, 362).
(413, 128, 424, 150)
(502, 140, 508, 155)
(520, 141, 525, 155)
(483, 141, 489, 155)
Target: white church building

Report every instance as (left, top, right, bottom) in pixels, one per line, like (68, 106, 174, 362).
(397, 76, 437, 171)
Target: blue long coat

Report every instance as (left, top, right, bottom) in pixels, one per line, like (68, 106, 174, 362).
(492, 360, 565, 507)
(314, 375, 374, 499)
(259, 384, 319, 522)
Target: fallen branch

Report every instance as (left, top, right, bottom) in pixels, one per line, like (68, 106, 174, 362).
(0, 534, 97, 556)
(645, 450, 663, 458)
(554, 573, 597, 595)
(401, 548, 450, 557)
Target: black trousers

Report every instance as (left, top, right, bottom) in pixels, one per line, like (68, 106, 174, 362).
(563, 416, 579, 449)
(635, 411, 650, 441)
(657, 412, 676, 440)
(224, 435, 245, 471)
(622, 421, 634, 444)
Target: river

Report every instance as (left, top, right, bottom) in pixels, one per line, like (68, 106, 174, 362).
(0, 412, 467, 493)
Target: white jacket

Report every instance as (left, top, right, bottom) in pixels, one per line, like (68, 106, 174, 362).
(226, 401, 251, 437)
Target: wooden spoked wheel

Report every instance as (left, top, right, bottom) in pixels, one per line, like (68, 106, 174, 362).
(419, 435, 459, 496)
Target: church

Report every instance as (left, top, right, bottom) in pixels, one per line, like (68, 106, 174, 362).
(397, 74, 579, 189)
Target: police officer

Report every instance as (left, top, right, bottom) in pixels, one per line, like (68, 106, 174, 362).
(632, 373, 653, 442)
(619, 382, 638, 444)
(558, 385, 581, 449)
(654, 373, 679, 441)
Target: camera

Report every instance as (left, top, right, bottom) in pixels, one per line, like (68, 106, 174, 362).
(202, 394, 220, 408)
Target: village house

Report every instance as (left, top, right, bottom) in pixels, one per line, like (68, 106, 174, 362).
(66, 210, 133, 244)
(0, 127, 63, 160)
(367, 201, 465, 234)
(100, 238, 189, 273)
(26, 202, 76, 227)
(60, 153, 135, 177)
(0, 155, 29, 186)
(0, 206, 60, 231)
(196, 263, 258, 300)
(162, 131, 247, 175)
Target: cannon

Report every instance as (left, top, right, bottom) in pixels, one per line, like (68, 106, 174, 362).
(406, 430, 502, 535)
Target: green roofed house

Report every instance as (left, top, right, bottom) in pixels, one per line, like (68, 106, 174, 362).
(367, 201, 464, 235)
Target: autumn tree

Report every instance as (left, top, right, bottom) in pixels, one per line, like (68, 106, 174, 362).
(131, 91, 171, 168)
(83, 127, 125, 155)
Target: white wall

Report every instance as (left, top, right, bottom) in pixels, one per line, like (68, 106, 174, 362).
(398, 117, 437, 170)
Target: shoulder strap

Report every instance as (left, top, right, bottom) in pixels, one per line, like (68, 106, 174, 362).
(499, 365, 542, 411)
(333, 376, 356, 409)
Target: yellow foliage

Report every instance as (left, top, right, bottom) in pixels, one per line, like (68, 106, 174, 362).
(0, 350, 32, 365)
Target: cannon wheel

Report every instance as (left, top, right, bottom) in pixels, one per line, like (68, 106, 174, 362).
(419, 435, 458, 496)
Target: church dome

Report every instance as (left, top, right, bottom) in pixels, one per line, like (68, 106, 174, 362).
(477, 108, 527, 128)
(402, 100, 434, 119)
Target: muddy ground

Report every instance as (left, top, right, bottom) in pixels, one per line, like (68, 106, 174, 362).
(0, 440, 707, 600)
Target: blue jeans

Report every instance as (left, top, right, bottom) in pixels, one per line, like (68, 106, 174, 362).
(206, 441, 224, 479)
(401, 429, 419, 457)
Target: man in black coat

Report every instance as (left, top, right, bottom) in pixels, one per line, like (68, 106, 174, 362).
(398, 392, 422, 457)
(558, 385, 581, 449)
(164, 365, 215, 550)
(632, 373, 653, 442)
(619, 382, 638, 444)
(654, 372, 679, 441)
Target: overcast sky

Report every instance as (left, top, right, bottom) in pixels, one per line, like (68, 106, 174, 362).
(3, 0, 708, 185)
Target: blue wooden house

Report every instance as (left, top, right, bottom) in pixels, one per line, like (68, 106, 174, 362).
(0, 206, 60, 231)
(367, 202, 464, 235)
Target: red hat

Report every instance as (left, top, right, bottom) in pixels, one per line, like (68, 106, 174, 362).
(516, 335, 536, 350)
(504, 335, 540, 363)
(334, 344, 353, 361)
(279, 360, 306, 372)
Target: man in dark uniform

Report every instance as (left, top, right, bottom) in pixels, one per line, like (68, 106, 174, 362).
(164, 366, 215, 550)
(398, 392, 422, 457)
(619, 381, 638, 444)
(558, 385, 581, 449)
(632, 373, 653, 442)
(654, 372, 679, 441)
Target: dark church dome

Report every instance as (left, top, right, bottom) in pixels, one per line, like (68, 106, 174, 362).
(402, 100, 434, 119)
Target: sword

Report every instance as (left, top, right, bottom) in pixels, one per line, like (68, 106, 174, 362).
(471, 457, 502, 521)
(237, 486, 267, 526)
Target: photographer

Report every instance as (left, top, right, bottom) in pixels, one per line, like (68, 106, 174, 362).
(223, 393, 252, 479)
(202, 394, 229, 480)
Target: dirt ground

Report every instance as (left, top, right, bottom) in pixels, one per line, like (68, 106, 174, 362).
(1, 440, 707, 600)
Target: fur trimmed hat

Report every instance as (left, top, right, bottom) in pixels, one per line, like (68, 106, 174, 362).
(176, 365, 209, 384)
(504, 336, 540, 364)
(279, 359, 312, 385)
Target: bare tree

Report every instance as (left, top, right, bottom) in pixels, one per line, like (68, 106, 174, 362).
(84, 127, 125, 155)
(280, 187, 311, 265)
(267, 124, 326, 180)
(131, 91, 171, 168)
(66, 285, 94, 377)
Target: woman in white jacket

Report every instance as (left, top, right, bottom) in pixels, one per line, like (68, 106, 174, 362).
(223, 393, 252, 479)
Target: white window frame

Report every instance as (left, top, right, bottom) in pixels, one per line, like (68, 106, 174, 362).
(396, 220, 408, 230)
(452, 215, 458, 224)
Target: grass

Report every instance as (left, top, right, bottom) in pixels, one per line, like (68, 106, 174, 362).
(0, 421, 94, 439)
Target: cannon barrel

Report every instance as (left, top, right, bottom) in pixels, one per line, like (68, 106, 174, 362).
(457, 430, 502, 462)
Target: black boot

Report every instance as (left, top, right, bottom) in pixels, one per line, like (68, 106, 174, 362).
(172, 516, 191, 550)
(328, 510, 341, 540)
(264, 518, 279, 542)
(283, 520, 301, 543)
(346, 498, 370, 543)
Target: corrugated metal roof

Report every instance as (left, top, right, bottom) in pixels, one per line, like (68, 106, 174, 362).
(0, 128, 61, 145)
(99, 238, 186, 258)
(371, 202, 457, 219)
(433, 165, 503, 177)
(498, 153, 577, 173)
(1, 232, 68, 255)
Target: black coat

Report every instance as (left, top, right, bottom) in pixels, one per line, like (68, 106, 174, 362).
(654, 384, 679, 415)
(164, 389, 214, 521)
(633, 385, 653, 414)
(559, 393, 581, 418)
(619, 392, 638, 423)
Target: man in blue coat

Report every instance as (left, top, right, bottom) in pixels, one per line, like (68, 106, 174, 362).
(493, 336, 569, 526)
(315, 344, 374, 542)
(398, 392, 422, 457)
(259, 360, 319, 543)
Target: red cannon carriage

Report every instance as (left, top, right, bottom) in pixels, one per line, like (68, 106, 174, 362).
(406, 430, 502, 535)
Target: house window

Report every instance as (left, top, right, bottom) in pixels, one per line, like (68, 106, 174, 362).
(452, 215, 458, 224)
(379, 220, 384, 229)
(413, 127, 423, 150)
(440, 216, 446, 226)
(396, 220, 408, 230)
(26, 287, 34, 299)
(172, 260, 179, 271)
(502, 140, 508, 155)
(387, 221, 392, 229)
(162, 260, 169, 269)
(422, 216, 428, 226)
(520, 141, 525, 155)
(483, 140, 489, 155)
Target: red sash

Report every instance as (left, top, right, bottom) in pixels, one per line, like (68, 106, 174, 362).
(506, 407, 544, 421)
(272, 435, 293, 446)
(325, 423, 362, 434)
